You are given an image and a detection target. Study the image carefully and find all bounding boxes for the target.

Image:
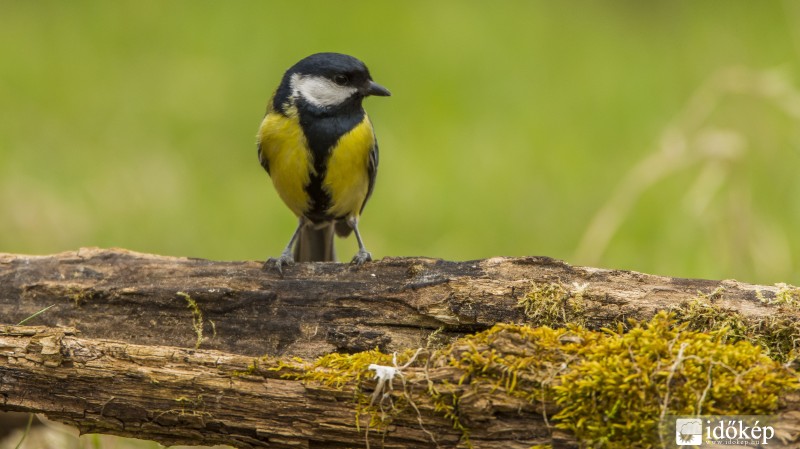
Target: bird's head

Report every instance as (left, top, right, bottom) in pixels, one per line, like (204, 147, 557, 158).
(276, 52, 390, 114)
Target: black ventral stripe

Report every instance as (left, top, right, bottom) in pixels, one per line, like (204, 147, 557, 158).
(297, 100, 366, 222)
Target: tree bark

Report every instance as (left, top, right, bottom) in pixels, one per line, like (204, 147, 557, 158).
(3, 325, 799, 448)
(1, 248, 799, 448)
(0, 325, 562, 449)
(0, 248, 794, 359)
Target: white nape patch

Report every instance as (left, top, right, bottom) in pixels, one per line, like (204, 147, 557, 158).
(290, 73, 358, 108)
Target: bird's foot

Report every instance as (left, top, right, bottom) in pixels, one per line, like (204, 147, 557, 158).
(350, 249, 372, 266)
(264, 250, 294, 274)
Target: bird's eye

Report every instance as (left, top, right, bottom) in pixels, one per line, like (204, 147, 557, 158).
(333, 74, 349, 86)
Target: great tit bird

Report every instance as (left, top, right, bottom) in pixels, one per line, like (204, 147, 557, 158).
(257, 53, 390, 271)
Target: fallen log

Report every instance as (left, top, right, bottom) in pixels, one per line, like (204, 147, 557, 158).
(0, 325, 560, 448)
(0, 248, 797, 359)
(2, 248, 800, 448)
(2, 319, 800, 449)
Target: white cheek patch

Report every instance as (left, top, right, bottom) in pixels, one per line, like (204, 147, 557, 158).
(291, 73, 358, 108)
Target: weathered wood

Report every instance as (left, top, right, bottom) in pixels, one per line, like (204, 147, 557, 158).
(3, 325, 799, 449)
(0, 325, 556, 449)
(2, 249, 800, 448)
(0, 248, 795, 359)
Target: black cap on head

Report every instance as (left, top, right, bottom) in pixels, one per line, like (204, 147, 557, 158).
(288, 53, 369, 78)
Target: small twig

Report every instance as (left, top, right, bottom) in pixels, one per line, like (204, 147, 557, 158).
(696, 362, 714, 415)
(659, 342, 688, 448)
(365, 348, 428, 449)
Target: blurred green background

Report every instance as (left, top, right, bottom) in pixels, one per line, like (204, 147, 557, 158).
(2, 2, 800, 448)
(1, 0, 799, 286)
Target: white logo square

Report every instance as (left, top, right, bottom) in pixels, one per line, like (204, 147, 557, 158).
(675, 418, 702, 445)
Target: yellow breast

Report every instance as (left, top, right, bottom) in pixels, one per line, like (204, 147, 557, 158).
(323, 116, 375, 219)
(258, 107, 313, 217)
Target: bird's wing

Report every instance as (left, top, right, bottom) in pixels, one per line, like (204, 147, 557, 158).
(257, 140, 269, 174)
(361, 137, 379, 214)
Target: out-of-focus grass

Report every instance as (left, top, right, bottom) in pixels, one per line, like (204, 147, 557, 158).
(0, 414, 228, 449)
(1, 0, 799, 288)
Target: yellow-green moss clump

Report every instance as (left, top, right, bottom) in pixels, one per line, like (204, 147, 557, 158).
(758, 283, 800, 307)
(672, 288, 800, 362)
(267, 313, 797, 449)
(554, 314, 794, 447)
(517, 281, 587, 327)
(448, 314, 796, 448)
(277, 348, 421, 431)
(291, 348, 396, 387)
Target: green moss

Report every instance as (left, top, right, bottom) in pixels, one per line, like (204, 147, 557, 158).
(670, 296, 749, 341)
(172, 394, 210, 417)
(425, 326, 449, 350)
(426, 378, 470, 445)
(291, 348, 396, 388)
(244, 314, 797, 449)
(517, 282, 588, 327)
(231, 358, 263, 377)
(277, 348, 421, 432)
(758, 283, 800, 307)
(448, 323, 589, 403)
(48, 283, 97, 306)
(750, 316, 800, 362)
(672, 291, 800, 362)
(209, 319, 217, 338)
(553, 313, 795, 448)
(442, 323, 594, 446)
(177, 291, 204, 349)
(446, 314, 795, 448)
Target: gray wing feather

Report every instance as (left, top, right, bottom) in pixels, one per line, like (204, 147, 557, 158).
(361, 139, 379, 214)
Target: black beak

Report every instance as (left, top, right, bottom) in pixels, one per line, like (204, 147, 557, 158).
(364, 80, 391, 97)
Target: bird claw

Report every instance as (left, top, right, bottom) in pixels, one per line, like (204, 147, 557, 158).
(351, 249, 372, 266)
(264, 252, 294, 273)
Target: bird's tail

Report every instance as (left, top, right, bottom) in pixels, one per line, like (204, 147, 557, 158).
(294, 222, 336, 262)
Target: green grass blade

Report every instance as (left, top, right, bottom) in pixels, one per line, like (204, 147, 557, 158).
(16, 305, 55, 326)
(13, 413, 34, 449)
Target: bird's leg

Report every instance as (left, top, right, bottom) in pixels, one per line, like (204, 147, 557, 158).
(264, 217, 305, 273)
(348, 217, 372, 265)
